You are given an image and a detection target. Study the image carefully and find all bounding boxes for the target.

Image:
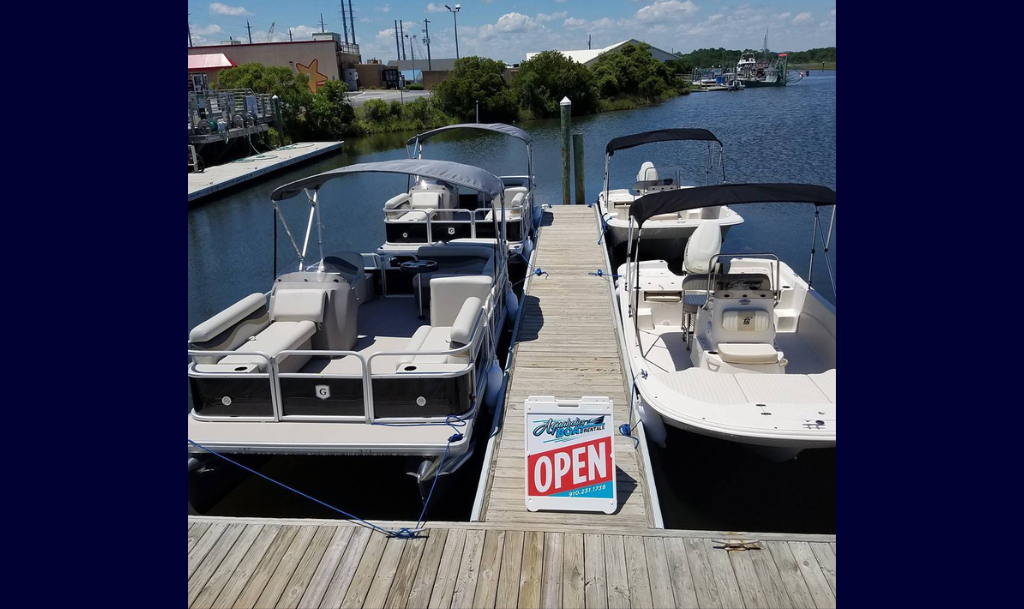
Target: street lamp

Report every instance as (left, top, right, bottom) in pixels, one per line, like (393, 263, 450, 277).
(445, 4, 461, 60)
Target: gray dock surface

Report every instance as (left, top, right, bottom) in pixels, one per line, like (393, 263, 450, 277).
(188, 142, 344, 204)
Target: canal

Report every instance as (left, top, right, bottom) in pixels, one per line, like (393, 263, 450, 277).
(188, 74, 836, 532)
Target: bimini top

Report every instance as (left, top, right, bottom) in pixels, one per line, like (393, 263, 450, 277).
(408, 123, 532, 147)
(606, 129, 721, 156)
(630, 183, 837, 227)
(271, 159, 506, 202)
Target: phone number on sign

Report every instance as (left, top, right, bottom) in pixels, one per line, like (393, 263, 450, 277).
(567, 484, 608, 498)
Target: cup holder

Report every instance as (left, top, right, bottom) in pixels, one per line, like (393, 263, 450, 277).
(404, 366, 418, 372)
(234, 367, 248, 372)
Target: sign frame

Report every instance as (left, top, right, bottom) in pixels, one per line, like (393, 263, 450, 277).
(524, 396, 617, 515)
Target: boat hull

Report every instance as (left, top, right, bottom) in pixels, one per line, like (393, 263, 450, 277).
(741, 79, 786, 88)
(605, 220, 739, 262)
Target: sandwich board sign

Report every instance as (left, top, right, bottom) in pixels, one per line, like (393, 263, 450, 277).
(525, 397, 617, 514)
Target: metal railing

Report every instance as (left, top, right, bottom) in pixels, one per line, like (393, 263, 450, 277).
(188, 89, 276, 133)
(384, 204, 526, 243)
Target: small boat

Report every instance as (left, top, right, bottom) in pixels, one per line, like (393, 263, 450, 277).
(596, 129, 745, 261)
(614, 184, 836, 461)
(187, 160, 516, 496)
(379, 124, 541, 261)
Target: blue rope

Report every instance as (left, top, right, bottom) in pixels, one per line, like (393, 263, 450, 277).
(618, 379, 641, 449)
(589, 269, 621, 279)
(513, 267, 548, 288)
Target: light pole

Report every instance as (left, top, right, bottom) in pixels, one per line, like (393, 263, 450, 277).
(445, 4, 461, 60)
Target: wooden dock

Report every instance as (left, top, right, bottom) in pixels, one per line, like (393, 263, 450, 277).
(188, 517, 836, 609)
(477, 206, 656, 529)
(188, 142, 344, 204)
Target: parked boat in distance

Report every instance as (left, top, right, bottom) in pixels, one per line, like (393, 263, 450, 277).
(615, 184, 836, 461)
(187, 159, 516, 498)
(596, 129, 744, 262)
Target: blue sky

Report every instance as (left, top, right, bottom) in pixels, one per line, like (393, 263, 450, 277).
(188, 1, 836, 64)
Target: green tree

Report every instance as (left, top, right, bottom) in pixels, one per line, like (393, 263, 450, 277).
(217, 63, 314, 140)
(515, 51, 599, 118)
(305, 81, 353, 140)
(432, 57, 519, 123)
(590, 44, 677, 102)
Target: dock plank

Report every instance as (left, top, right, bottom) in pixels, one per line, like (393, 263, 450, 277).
(208, 525, 282, 609)
(473, 530, 506, 609)
(384, 537, 427, 609)
(408, 530, 448, 609)
(624, 536, 654, 609)
(765, 542, 816, 609)
(703, 540, 744, 609)
(193, 524, 265, 609)
(189, 524, 246, 607)
(810, 544, 836, 598)
(189, 523, 209, 554)
(362, 536, 408, 609)
(563, 533, 586, 609)
(189, 523, 229, 580)
(683, 537, 722, 609)
(428, 528, 467, 609)
(276, 526, 336, 609)
(748, 548, 793, 609)
(319, 527, 372, 609)
(233, 526, 301, 609)
(583, 535, 608, 609)
(296, 527, 355, 609)
(729, 551, 769, 609)
(253, 525, 317, 609)
(604, 536, 630, 609)
(541, 533, 564, 609)
(642, 537, 675, 609)
(339, 531, 390, 609)
(452, 530, 486, 609)
(788, 543, 836, 609)
(496, 531, 525, 609)
(518, 531, 544, 609)
(663, 539, 699, 609)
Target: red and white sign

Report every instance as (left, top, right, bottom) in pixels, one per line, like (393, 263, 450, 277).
(525, 397, 617, 514)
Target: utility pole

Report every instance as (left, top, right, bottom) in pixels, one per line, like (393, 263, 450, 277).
(400, 21, 406, 61)
(406, 34, 417, 67)
(340, 1, 349, 44)
(423, 19, 432, 71)
(395, 21, 401, 61)
(588, 35, 592, 50)
(246, 20, 253, 44)
(188, 15, 194, 47)
(289, 29, 293, 42)
(320, 14, 326, 34)
(445, 4, 461, 60)
(348, 0, 357, 44)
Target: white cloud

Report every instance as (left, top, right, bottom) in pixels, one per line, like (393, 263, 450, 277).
(563, 17, 588, 29)
(376, 4, 390, 13)
(635, 1, 699, 24)
(708, 13, 724, 22)
(426, 3, 446, 13)
(776, 12, 792, 20)
(194, 24, 223, 36)
(831, 9, 836, 16)
(481, 0, 496, 3)
(536, 12, 568, 23)
(209, 3, 251, 17)
(494, 13, 536, 34)
(793, 12, 813, 24)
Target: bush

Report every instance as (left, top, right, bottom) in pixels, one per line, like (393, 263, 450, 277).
(432, 57, 519, 123)
(515, 51, 599, 119)
(390, 100, 403, 117)
(406, 83, 424, 91)
(590, 44, 678, 103)
(363, 99, 389, 122)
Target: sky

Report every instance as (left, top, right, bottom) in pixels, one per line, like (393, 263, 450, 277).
(188, 1, 836, 64)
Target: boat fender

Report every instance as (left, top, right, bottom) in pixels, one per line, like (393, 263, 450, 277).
(506, 286, 519, 325)
(484, 361, 504, 410)
(638, 400, 668, 448)
(533, 204, 544, 230)
(523, 237, 535, 260)
(188, 457, 201, 472)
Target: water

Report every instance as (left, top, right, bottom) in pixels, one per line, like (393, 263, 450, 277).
(188, 74, 836, 531)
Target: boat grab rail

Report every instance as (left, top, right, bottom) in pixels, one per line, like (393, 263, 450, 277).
(705, 253, 782, 307)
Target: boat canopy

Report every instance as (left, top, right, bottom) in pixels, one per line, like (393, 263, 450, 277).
(606, 129, 722, 156)
(408, 123, 532, 147)
(271, 159, 506, 202)
(629, 184, 837, 227)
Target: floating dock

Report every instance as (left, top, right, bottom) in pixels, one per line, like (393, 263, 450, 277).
(187, 207, 837, 608)
(476, 206, 657, 529)
(187, 516, 836, 609)
(188, 142, 344, 205)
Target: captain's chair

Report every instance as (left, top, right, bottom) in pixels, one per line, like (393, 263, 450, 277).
(682, 223, 721, 349)
(636, 163, 659, 194)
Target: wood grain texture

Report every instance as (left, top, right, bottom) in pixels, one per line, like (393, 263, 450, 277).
(765, 542, 816, 609)
(562, 533, 586, 609)
(473, 530, 507, 609)
(452, 530, 486, 609)
(788, 543, 836, 609)
(663, 538, 699, 609)
(408, 530, 449, 609)
(541, 533, 564, 609)
(518, 531, 545, 609)
(319, 527, 373, 609)
(642, 537, 675, 609)
(429, 528, 467, 609)
(604, 536, 630, 609)
(496, 531, 525, 609)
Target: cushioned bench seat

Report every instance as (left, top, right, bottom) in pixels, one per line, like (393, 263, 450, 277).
(398, 298, 482, 370)
(717, 343, 780, 365)
(221, 321, 317, 373)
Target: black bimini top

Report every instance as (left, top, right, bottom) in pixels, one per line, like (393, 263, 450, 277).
(271, 159, 506, 202)
(606, 129, 721, 156)
(408, 123, 532, 147)
(629, 183, 837, 227)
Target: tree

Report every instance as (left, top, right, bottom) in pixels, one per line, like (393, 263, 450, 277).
(432, 57, 519, 123)
(305, 81, 353, 140)
(590, 44, 677, 102)
(515, 51, 599, 119)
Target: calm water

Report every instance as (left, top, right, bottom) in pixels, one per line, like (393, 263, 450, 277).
(188, 74, 836, 531)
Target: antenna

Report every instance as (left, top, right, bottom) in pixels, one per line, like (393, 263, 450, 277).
(348, 0, 357, 44)
(340, 1, 349, 44)
(246, 20, 253, 44)
(423, 19, 432, 71)
(188, 14, 194, 47)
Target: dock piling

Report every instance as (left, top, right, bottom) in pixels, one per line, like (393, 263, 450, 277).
(573, 133, 586, 205)
(560, 97, 572, 205)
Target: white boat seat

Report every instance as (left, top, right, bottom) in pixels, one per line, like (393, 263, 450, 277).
(190, 293, 267, 344)
(221, 321, 317, 373)
(410, 191, 443, 211)
(717, 343, 779, 365)
(271, 289, 326, 323)
(398, 298, 482, 369)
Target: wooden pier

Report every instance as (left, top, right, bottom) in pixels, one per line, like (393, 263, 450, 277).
(188, 517, 836, 609)
(188, 142, 344, 204)
(477, 206, 656, 529)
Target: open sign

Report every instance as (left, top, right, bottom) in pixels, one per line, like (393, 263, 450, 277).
(525, 397, 617, 514)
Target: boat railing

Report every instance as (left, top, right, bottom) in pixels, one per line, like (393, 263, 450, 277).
(383, 202, 526, 243)
(705, 253, 783, 306)
(188, 301, 491, 425)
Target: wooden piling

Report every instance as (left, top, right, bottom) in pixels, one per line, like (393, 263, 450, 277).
(560, 97, 572, 206)
(573, 134, 586, 206)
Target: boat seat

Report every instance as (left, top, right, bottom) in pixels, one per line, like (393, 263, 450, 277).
(410, 190, 443, 211)
(430, 276, 492, 327)
(324, 253, 370, 304)
(717, 343, 780, 365)
(398, 297, 482, 369)
(271, 289, 326, 323)
(221, 321, 317, 373)
(189, 293, 271, 363)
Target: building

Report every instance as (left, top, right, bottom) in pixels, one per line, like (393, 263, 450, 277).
(187, 34, 361, 93)
(386, 59, 460, 90)
(526, 40, 677, 68)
